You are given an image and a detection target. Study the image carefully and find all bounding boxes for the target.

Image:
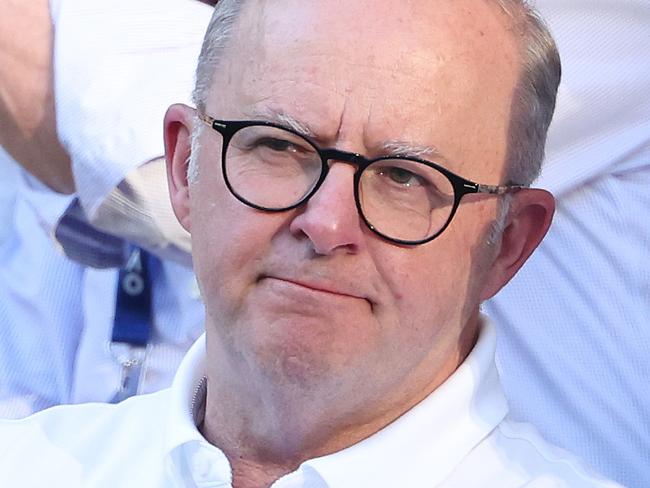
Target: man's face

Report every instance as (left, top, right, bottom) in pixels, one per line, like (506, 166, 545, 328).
(188, 0, 520, 415)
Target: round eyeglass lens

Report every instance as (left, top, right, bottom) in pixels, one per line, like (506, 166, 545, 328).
(359, 159, 456, 242)
(224, 125, 322, 210)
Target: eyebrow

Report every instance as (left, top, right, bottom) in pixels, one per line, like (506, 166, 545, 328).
(380, 139, 446, 161)
(245, 107, 316, 138)
(244, 107, 446, 161)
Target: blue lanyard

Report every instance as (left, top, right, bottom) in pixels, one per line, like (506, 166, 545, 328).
(110, 248, 153, 402)
(112, 248, 152, 346)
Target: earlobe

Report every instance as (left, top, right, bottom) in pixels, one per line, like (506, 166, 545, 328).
(164, 103, 196, 233)
(480, 189, 555, 301)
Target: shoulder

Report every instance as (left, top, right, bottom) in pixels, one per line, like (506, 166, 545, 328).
(444, 418, 621, 487)
(0, 390, 170, 486)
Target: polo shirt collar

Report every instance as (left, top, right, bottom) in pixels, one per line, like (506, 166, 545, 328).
(164, 334, 234, 485)
(164, 316, 508, 487)
(165, 331, 208, 450)
(304, 317, 508, 487)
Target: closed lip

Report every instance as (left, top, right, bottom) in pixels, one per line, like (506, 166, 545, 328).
(260, 275, 369, 302)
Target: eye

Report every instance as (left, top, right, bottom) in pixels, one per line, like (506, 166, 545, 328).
(252, 136, 312, 156)
(380, 166, 424, 187)
(256, 137, 294, 152)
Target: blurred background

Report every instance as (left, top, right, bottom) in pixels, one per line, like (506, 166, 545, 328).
(0, 147, 19, 244)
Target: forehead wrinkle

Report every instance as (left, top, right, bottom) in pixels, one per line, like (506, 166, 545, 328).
(364, 100, 448, 161)
(242, 97, 447, 163)
(244, 106, 316, 138)
(246, 108, 447, 162)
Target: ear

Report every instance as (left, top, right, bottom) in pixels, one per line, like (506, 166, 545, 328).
(164, 103, 195, 232)
(480, 188, 555, 300)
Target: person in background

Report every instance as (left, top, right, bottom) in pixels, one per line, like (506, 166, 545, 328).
(486, 2, 650, 486)
(0, 0, 214, 416)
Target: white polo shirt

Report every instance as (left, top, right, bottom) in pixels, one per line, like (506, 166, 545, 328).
(0, 319, 618, 487)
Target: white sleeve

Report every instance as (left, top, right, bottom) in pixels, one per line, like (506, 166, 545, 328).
(533, 1, 650, 195)
(91, 158, 193, 267)
(53, 0, 212, 217)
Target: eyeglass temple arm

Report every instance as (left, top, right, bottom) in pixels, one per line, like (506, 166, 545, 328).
(466, 183, 526, 195)
(197, 111, 223, 129)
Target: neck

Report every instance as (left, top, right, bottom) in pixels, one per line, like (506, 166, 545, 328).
(200, 375, 402, 485)
(200, 315, 480, 487)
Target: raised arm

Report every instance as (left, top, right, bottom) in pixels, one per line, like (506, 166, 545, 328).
(0, 0, 74, 194)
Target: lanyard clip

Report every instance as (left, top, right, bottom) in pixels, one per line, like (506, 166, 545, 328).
(109, 342, 147, 403)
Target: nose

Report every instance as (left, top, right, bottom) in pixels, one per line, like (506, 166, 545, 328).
(289, 163, 365, 255)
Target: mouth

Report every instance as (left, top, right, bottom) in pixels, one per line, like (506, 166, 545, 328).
(259, 275, 368, 302)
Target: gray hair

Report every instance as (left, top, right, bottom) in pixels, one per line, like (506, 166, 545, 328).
(484, 0, 560, 245)
(193, 0, 247, 113)
(493, 0, 561, 186)
(189, 0, 560, 192)
(188, 0, 247, 183)
(187, 114, 203, 184)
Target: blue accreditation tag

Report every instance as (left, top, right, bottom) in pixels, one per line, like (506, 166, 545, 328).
(110, 248, 153, 402)
(112, 248, 152, 346)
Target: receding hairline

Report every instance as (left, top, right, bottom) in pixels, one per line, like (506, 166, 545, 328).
(192, 0, 560, 187)
(195, 0, 535, 106)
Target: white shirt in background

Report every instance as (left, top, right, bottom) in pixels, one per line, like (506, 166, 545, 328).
(0, 0, 211, 418)
(0, 147, 20, 244)
(486, 2, 650, 486)
(52, 0, 211, 405)
(0, 172, 81, 418)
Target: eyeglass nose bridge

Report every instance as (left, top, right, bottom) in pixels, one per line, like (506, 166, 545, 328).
(295, 147, 370, 224)
(319, 148, 372, 171)
(303, 147, 372, 204)
(311, 148, 372, 193)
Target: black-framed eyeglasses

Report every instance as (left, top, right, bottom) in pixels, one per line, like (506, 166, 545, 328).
(198, 111, 523, 246)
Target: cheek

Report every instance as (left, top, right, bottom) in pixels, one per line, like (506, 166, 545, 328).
(189, 176, 266, 319)
(374, 231, 478, 341)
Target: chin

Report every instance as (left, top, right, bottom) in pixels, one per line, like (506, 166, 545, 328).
(239, 312, 365, 392)
(252, 323, 335, 385)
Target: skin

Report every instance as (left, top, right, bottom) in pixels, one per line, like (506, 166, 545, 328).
(0, 0, 215, 195)
(165, 0, 555, 486)
(0, 0, 73, 193)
